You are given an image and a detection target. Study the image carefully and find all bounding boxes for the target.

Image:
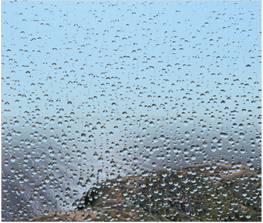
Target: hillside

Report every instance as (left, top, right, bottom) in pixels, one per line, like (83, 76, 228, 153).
(23, 163, 261, 222)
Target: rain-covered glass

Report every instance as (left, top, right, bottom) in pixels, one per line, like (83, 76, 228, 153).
(2, 0, 261, 221)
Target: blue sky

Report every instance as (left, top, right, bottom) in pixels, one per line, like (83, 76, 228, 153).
(2, 0, 261, 124)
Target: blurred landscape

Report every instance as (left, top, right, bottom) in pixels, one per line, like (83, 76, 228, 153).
(2, 0, 261, 222)
(23, 163, 261, 222)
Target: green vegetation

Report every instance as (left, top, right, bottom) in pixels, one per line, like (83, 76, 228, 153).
(27, 164, 261, 222)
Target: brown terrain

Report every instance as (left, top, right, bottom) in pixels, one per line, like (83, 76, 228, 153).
(21, 163, 260, 222)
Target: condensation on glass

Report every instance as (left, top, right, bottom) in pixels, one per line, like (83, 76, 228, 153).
(1, 0, 261, 222)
